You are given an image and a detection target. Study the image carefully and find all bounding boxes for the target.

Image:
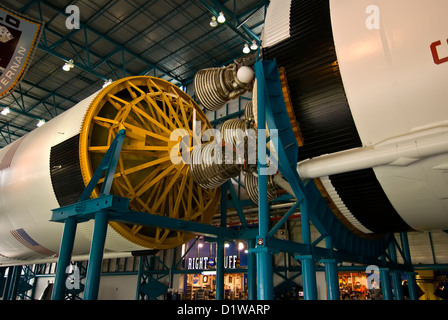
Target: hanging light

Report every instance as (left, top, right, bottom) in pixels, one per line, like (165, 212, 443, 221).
(242, 43, 250, 54)
(102, 79, 113, 88)
(250, 40, 258, 51)
(62, 59, 74, 71)
(217, 12, 226, 23)
(37, 119, 46, 127)
(210, 16, 218, 27)
(1, 107, 10, 116)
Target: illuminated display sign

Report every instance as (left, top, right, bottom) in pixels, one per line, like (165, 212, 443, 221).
(187, 255, 238, 270)
(184, 240, 247, 270)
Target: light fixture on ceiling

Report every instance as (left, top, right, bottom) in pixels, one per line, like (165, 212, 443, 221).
(102, 79, 113, 88)
(1, 107, 10, 116)
(250, 40, 258, 51)
(62, 59, 74, 71)
(217, 12, 225, 23)
(242, 43, 250, 54)
(37, 119, 46, 127)
(210, 16, 218, 27)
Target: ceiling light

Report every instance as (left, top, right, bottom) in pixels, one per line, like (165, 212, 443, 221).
(217, 12, 225, 23)
(62, 59, 74, 71)
(1, 107, 10, 116)
(210, 16, 218, 27)
(37, 119, 46, 127)
(250, 40, 258, 51)
(102, 79, 112, 88)
(242, 43, 250, 54)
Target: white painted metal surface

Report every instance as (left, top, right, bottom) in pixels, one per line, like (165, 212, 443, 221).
(0, 91, 146, 266)
(261, 0, 291, 48)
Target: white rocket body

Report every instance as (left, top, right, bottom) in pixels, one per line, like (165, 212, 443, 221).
(1, 0, 448, 265)
(263, 0, 448, 233)
(0, 92, 147, 266)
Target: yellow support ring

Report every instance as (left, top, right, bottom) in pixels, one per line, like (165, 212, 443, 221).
(79, 76, 220, 249)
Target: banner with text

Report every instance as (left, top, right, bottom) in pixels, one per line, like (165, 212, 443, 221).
(0, 5, 43, 99)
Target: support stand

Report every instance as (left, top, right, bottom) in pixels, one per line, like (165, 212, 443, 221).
(49, 61, 420, 301)
(252, 59, 416, 300)
(51, 129, 126, 300)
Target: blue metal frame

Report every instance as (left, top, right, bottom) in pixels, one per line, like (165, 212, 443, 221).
(51, 129, 127, 300)
(49, 61, 421, 300)
(252, 59, 418, 300)
(136, 255, 170, 300)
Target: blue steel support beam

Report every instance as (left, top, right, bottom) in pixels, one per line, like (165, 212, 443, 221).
(268, 201, 300, 238)
(2, 267, 12, 300)
(206, 0, 265, 43)
(216, 239, 225, 300)
(6, 265, 22, 300)
(227, 181, 248, 228)
(299, 202, 318, 300)
(247, 238, 257, 300)
(52, 217, 78, 300)
(30, 0, 182, 83)
(0, 267, 6, 298)
(323, 237, 339, 300)
(268, 237, 413, 272)
(400, 232, 419, 300)
(380, 267, 393, 300)
(135, 255, 145, 300)
(389, 241, 404, 300)
(216, 182, 228, 300)
(84, 210, 109, 300)
(255, 64, 273, 300)
(197, 0, 252, 44)
(38, 45, 109, 82)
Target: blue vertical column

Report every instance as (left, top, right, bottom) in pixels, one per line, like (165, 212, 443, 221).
(52, 216, 78, 300)
(6, 265, 22, 300)
(216, 183, 227, 300)
(299, 203, 317, 300)
(256, 74, 273, 300)
(0, 267, 6, 299)
(401, 232, 418, 300)
(2, 267, 12, 300)
(389, 241, 403, 300)
(216, 239, 225, 300)
(84, 210, 109, 300)
(247, 238, 257, 300)
(380, 267, 392, 300)
(323, 237, 339, 300)
(136, 256, 145, 300)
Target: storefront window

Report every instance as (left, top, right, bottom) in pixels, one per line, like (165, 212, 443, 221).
(182, 239, 248, 300)
(339, 272, 371, 300)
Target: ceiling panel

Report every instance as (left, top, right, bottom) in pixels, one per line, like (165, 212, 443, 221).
(0, 0, 268, 148)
